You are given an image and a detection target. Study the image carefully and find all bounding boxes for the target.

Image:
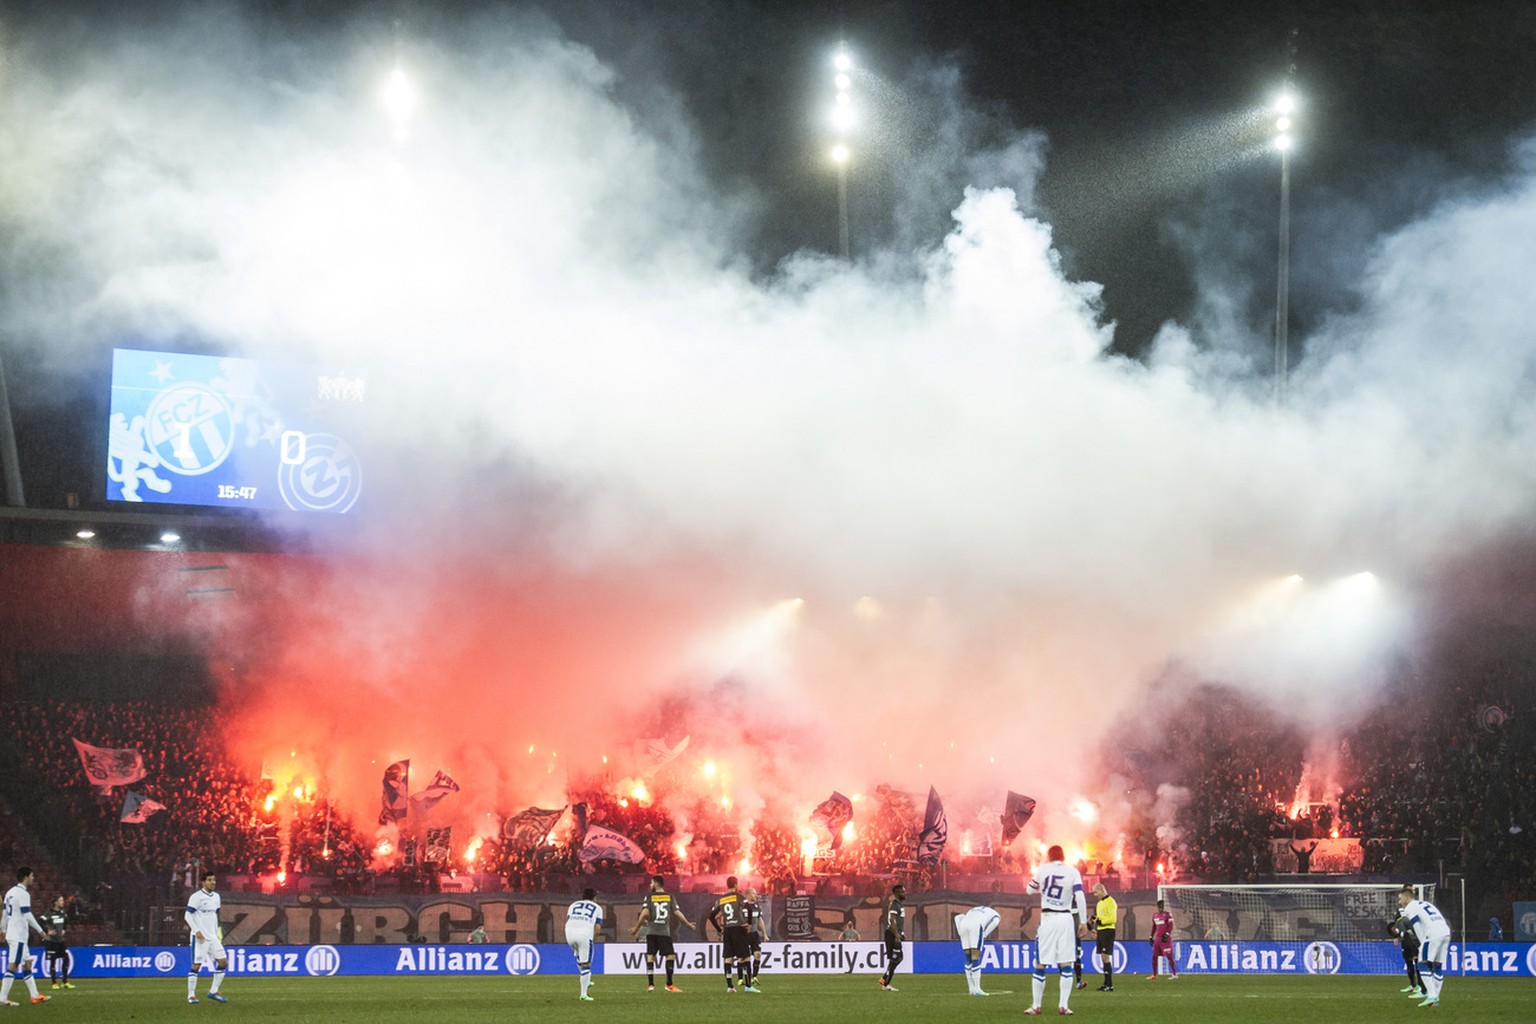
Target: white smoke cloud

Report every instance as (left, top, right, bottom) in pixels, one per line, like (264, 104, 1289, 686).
(2, 5, 1535, 850)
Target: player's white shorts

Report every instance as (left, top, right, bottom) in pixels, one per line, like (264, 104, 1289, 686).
(955, 908, 1000, 949)
(1420, 933, 1450, 965)
(191, 935, 227, 966)
(1036, 913, 1078, 966)
(566, 928, 595, 965)
(5, 940, 31, 973)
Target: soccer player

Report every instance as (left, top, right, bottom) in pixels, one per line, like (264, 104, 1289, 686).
(1149, 898, 1177, 978)
(185, 871, 230, 1004)
(41, 895, 72, 990)
(1398, 885, 1451, 1008)
(878, 883, 905, 992)
(0, 867, 50, 1006)
(742, 886, 767, 990)
(953, 904, 1000, 996)
(1023, 845, 1088, 1016)
(707, 876, 756, 993)
(566, 887, 603, 1001)
(630, 875, 694, 993)
(1091, 882, 1118, 991)
(1389, 910, 1425, 998)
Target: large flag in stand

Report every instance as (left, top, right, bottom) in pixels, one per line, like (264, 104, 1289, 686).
(579, 825, 646, 864)
(503, 806, 566, 846)
(635, 736, 690, 777)
(810, 792, 855, 849)
(72, 739, 147, 788)
(916, 786, 948, 866)
(1001, 791, 1037, 846)
(424, 827, 453, 862)
(874, 784, 922, 827)
(378, 759, 411, 825)
(410, 770, 460, 815)
(120, 790, 166, 823)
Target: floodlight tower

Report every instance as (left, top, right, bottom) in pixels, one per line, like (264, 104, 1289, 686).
(831, 44, 854, 259)
(1272, 90, 1296, 404)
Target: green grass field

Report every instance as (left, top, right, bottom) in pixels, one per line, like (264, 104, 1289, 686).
(24, 973, 1534, 1022)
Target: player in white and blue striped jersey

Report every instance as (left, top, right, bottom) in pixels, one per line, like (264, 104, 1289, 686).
(0, 867, 49, 1006)
(185, 872, 229, 1004)
(566, 888, 604, 1001)
(954, 905, 1001, 995)
(1024, 846, 1088, 1016)
(1397, 885, 1451, 1008)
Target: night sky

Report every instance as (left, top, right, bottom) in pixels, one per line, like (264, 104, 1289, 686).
(3, 1, 1536, 504)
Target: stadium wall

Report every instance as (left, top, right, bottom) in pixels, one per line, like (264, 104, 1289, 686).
(162, 889, 1388, 946)
(22, 941, 1536, 980)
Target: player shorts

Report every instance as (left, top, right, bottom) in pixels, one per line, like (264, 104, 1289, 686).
(1420, 934, 1450, 965)
(955, 910, 1000, 949)
(566, 929, 594, 964)
(5, 941, 30, 973)
(191, 935, 227, 966)
(722, 926, 751, 960)
(645, 934, 676, 959)
(884, 930, 904, 958)
(747, 931, 762, 954)
(1036, 912, 1078, 966)
(1095, 929, 1116, 957)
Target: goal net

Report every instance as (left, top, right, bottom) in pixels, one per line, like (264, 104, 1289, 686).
(1159, 883, 1433, 975)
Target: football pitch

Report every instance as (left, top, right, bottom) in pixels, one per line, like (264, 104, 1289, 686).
(24, 973, 1536, 1021)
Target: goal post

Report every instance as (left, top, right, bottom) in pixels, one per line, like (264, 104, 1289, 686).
(1158, 882, 1433, 975)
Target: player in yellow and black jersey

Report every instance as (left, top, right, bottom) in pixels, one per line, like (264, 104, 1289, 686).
(630, 876, 695, 992)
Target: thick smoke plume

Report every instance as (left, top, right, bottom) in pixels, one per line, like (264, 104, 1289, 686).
(2, 4, 1535, 862)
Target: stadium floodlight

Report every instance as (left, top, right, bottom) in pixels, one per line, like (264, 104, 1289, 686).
(1275, 91, 1297, 115)
(383, 66, 417, 142)
(831, 143, 850, 164)
(159, 531, 181, 544)
(75, 529, 95, 540)
(834, 47, 853, 72)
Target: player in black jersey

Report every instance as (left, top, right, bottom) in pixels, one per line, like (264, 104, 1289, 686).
(879, 884, 905, 992)
(630, 876, 695, 992)
(708, 877, 756, 992)
(743, 887, 767, 989)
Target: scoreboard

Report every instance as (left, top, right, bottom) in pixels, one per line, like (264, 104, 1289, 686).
(105, 348, 365, 514)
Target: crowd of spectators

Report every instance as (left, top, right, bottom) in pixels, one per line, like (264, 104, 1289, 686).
(1122, 673, 1535, 923)
(1, 673, 1531, 937)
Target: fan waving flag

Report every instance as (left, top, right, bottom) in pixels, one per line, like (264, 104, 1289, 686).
(810, 791, 855, 849)
(916, 786, 948, 866)
(503, 806, 566, 846)
(1002, 791, 1037, 846)
(72, 739, 147, 788)
(579, 825, 646, 864)
(120, 790, 166, 823)
(410, 770, 460, 815)
(378, 759, 411, 825)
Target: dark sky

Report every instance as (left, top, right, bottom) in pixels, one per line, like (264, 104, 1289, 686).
(2, 0, 1536, 508)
